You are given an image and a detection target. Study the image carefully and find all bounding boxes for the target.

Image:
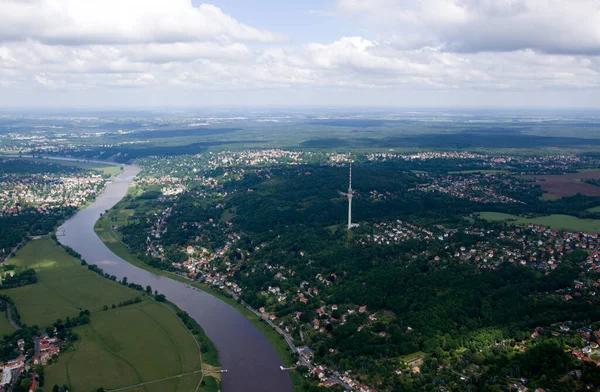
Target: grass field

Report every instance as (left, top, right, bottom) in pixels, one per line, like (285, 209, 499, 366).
(18, 157, 123, 176)
(44, 301, 204, 392)
(5, 238, 219, 392)
(477, 212, 600, 233)
(4, 238, 137, 327)
(401, 351, 427, 364)
(0, 310, 15, 336)
(523, 170, 600, 197)
(95, 198, 303, 390)
(449, 170, 509, 174)
(587, 206, 600, 213)
(540, 193, 561, 201)
(56, 160, 122, 176)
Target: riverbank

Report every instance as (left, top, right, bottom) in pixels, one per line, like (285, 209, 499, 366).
(4, 237, 218, 392)
(58, 164, 294, 392)
(94, 201, 305, 389)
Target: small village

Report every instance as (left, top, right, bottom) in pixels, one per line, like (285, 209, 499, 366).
(366, 152, 593, 174)
(410, 172, 528, 204)
(0, 171, 106, 217)
(0, 333, 61, 391)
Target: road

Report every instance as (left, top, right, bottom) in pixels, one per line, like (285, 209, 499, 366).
(107, 369, 204, 392)
(5, 303, 20, 330)
(215, 285, 355, 390)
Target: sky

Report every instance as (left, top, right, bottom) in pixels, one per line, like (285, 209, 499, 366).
(0, 0, 599, 108)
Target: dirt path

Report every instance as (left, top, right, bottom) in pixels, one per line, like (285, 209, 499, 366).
(6, 304, 20, 330)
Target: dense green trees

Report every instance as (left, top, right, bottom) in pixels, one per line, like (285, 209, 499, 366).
(0, 268, 37, 288)
(116, 160, 600, 390)
(0, 207, 75, 252)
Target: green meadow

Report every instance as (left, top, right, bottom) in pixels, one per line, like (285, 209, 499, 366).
(43, 301, 204, 392)
(4, 238, 135, 327)
(477, 212, 600, 233)
(4, 237, 218, 392)
(17, 157, 123, 176)
(0, 310, 15, 336)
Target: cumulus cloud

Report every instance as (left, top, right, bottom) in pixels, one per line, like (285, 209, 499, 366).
(34, 72, 57, 88)
(0, 0, 284, 45)
(0, 34, 598, 95)
(301, 36, 600, 91)
(338, 0, 600, 54)
(0, 0, 598, 106)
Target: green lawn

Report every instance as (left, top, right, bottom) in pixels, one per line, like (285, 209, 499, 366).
(0, 310, 15, 336)
(16, 157, 122, 176)
(477, 212, 600, 233)
(4, 238, 137, 327)
(59, 160, 122, 176)
(4, 238, 218, 392)
(586, 206, 600, 213)
(449, 169, 509, 174)
(44, 301, 204, 392)
(540, 193, 561, 201)
(219, 208, 236, 223)
(401, 351, 427, 364)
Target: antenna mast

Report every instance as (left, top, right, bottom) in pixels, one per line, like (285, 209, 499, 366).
(347, 164, 353, 230)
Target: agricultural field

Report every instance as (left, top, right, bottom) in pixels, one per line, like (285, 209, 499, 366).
(48, 159, 122, 176)
(3, 237, 136, 327)
(524, 170, 600, 197)
(4, 237, 219, 392)
(15, 157, 123, 176)
(43, 301, 204, 392)
(477, 212, 600, 233)
(448, 169, 509, 174)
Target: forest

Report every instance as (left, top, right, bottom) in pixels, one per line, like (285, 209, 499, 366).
(115, 158, 600, 391)
(0, 208, 75, 253)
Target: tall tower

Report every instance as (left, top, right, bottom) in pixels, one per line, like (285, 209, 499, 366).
(347, 164, 353, 230)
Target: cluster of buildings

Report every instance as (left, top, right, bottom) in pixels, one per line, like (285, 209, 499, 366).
(358, 220, 438, 246)
(410, 173, 526, 204)
(136, 150, 358, 185)
(446, 224, 599, 273)
(173, 227, 242, 281)
(0, 333, 60, 390)
(293, 304, 379, 391)
(138, 150, 308, 180)
(367, 189, 393, 202)
(0, 354, 25, 390)
(0, 172, 106, 216)
(366, 152, 594, 174)
(367, 151, 485, 162)
(35, 334, 61, 366)
(205, 149, 307, 167)
(570, 326, 600, 365)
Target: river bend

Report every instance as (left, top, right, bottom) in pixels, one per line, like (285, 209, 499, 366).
(58, 164, 294, 392)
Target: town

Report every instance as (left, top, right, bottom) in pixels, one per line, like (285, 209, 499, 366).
(101, 148, 600, 391)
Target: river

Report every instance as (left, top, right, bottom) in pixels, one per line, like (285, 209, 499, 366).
(57, 163, 294, 392)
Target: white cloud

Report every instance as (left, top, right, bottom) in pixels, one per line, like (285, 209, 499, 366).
(34, 73, 57, 88)
(1, 35, 598, 96)
(0, 1, 598, 106)
(337, 0, 600, 54)
(0, 0, 284, 45)
(301, 36, 600, 91)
